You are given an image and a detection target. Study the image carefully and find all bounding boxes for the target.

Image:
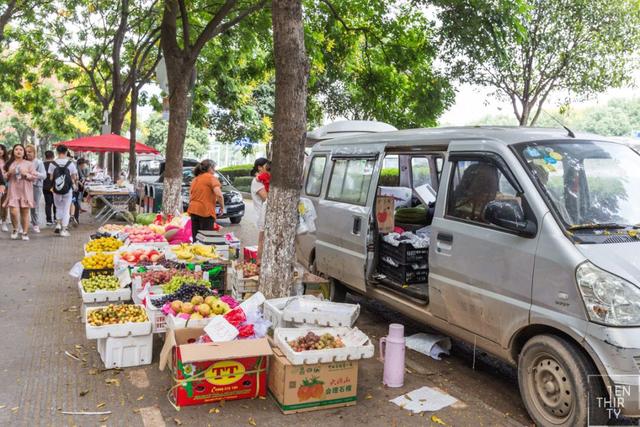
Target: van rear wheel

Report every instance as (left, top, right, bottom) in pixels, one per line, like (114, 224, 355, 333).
(518, 334, 607, 427)
(329, 278, 347, 302)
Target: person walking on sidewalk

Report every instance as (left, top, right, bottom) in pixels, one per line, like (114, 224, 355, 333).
(250, 157, 270, 264)
(2, 144, 37, 240)
(25, 144, 46, 233)
(42, 150, 56, 226)
(0, 144, 9, 232)
(187, 159, 224, 242)
(47, 144, 78, 237)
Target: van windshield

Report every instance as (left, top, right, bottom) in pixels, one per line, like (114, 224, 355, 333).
(517, 140, 640, 231)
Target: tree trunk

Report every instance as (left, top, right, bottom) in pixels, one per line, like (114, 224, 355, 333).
(128, 82, 139, 183)
(259, 0, 309, 299)
(161, 67, 190, 215)
(108, 99, 127, 179)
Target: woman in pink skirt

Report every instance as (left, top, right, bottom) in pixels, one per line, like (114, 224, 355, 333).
(3, 144, 37, 240)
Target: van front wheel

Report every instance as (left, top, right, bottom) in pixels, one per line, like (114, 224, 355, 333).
(518, 334, 607, 427)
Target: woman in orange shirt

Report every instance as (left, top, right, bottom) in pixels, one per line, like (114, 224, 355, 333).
(187, 160, 225, 242)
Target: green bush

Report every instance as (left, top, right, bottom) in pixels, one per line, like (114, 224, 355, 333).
(219, 164, 254, 178)
(235, 185, 251, 193)
(233, 176, 254, 187)
(379, 168, 399, 186)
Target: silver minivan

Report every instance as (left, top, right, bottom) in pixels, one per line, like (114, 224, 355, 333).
(296, 126, 640, 426)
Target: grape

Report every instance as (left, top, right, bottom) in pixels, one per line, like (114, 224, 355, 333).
(151, 284, 215, 308)
(161, 275, 210, 294)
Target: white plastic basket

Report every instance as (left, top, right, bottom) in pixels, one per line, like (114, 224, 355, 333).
(274, 326, 374, 365)
(97, 333, 153, 368)
(78, 281, 131, 304)
(280, 298, 359, 328)
(85, 304, 152, 339)
(263, 295, 319, 329)
(145, 298, 167, 334)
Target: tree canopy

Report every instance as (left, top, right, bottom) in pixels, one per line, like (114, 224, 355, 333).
(434, 0, 640, 126)
(142, 113, 210, 158)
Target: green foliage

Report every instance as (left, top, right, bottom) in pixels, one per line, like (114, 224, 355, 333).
(233, 176, 254, 187)
(434, 0, 640, 125)
(219, 164, 254, 178)
(379, 168, 399, 186)
(142, 114, 209, 158)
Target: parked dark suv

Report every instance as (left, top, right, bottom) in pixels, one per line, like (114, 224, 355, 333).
(144, 160, 245, 224)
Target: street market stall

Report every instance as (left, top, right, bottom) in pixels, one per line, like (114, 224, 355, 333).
(56, 134, 159, 223)
(67, 216, 374, 417)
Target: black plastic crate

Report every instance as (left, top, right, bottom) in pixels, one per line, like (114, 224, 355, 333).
(380, 240, 428, 265)
(378, 261, 428, 285)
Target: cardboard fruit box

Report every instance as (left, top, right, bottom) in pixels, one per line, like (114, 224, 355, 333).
(269, 346, 358, 414)
(159, 328, 273, 409)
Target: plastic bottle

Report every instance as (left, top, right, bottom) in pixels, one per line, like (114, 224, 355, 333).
(380, 323, 405, 387)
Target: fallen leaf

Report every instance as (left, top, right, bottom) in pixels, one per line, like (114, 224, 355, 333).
(105, 378, 120, 386)
(75, 345, 83, 349)
(431, 415, 446, 425)
(11, 407, 19, 412)
(219, 400, 225, 407)
(136, 395, 144, 401)
(0, 405, 5, 409)
(404, 394, 412, 401)
(88, 369, 99, 375)
(209, 408, 220, 414)
(132, 408, 140, 414)
(100, 416, 109, 422)
(79, 390, 90, 397)
(96, 402, 106, 408)
(258, 396, 266, 400)
(248, 417, 257, 426)
(365, 394, 373, 400)
(174, 418, 183, 425)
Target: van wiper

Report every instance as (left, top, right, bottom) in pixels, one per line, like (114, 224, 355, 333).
(568, 223, 637, 231)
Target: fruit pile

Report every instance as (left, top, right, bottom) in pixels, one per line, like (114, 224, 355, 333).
(242, 262, 259, 277)
(131, 269, 202, 286)
(124, 225, 166, 243)
(98, 224, 125, 233)
(171, 243, 218, 261)
(87, 304, 148, 326)
(151, 283, 215, 308)
(86, 236, 123, 253)
(119, 248, 164, 265)
(288, 332, 345, 352)
(82, 253, 114, 270)
(81, 275, 120, 292)
(162, 275, 211, 294)
(167, 295, 231, 320)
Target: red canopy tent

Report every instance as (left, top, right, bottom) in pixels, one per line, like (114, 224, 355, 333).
(55, 134, 159, 154)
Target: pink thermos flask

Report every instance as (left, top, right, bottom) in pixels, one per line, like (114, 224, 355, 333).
(380, 323, 405, 387)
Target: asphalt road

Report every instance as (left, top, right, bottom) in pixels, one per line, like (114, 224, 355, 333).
(0, 200, 538, 427)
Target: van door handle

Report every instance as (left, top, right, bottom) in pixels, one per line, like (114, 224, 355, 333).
(352, 217, 362, 234)
(437, 233, 453, 243)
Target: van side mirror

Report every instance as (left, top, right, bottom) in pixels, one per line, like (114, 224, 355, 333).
(484, 200, 537, 237)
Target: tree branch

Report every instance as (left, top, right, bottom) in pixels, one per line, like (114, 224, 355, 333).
(178, 0, 190, 55)
(0, 0, 17, 43)
(190, 0, 237, 58)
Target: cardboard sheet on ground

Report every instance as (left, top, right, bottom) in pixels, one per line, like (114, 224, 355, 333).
(405, 333, 451, 360)
(390, 386, 457, 413)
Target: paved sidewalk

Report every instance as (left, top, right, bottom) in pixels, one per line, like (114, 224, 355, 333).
(0, 214, 529, 427)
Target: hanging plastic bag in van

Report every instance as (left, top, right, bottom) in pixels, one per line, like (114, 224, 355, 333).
(296, 198, 317, 235)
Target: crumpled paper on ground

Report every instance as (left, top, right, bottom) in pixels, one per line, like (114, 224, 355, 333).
(405, 333, 452, 360)
(390, 386, 457, 413)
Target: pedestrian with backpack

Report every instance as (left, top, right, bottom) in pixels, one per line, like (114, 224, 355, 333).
(42, 150, 56, 226)
(47, 144, 78, 237)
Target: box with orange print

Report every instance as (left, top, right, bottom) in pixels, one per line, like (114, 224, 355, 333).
(268, 345, 359, 414)
(159, 328, 273, 408)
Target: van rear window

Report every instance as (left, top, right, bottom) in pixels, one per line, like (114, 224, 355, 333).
(327, 158, 375, 205)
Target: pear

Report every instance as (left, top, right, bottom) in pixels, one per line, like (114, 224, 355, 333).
(198, 304, 211, 317)
(181, 303, 194, 314)
(170, 300, 182, 313)
(204, 296, 216, 306)
(191, 295, 204, 306)
(190, 312, 203, 320)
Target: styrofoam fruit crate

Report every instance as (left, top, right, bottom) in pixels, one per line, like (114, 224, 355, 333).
(263, 295, 320, 329)
(282, 298, 359, 327)
(85, 304, 152, 339)
(97, 333, 153, 368)
(77, 280, 131, 304)
(164, 312, 216, 330)
(274, 326, 374, 365)
(123, 240, 169, 249)
(84, 248, 118, 257)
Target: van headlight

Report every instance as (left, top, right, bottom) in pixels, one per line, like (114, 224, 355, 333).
(576, 262, 640, 326)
